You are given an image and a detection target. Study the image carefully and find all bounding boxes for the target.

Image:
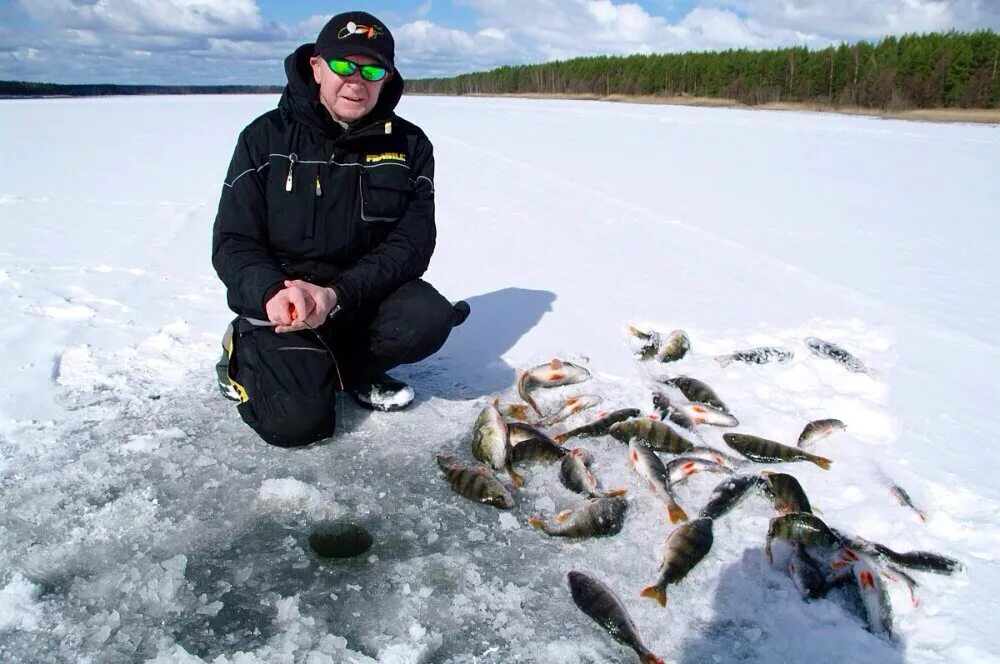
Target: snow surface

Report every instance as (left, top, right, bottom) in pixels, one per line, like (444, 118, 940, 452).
(1, 94, 998, 663)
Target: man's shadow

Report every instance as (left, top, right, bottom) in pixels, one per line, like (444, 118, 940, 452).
(674, 548, 907, 664)
(396, 286, 555, 403)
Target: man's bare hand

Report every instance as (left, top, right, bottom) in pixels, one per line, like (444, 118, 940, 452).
(266, 280, 337, 333)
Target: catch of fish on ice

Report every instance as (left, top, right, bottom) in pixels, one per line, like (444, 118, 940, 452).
(435, 326, 960, 662)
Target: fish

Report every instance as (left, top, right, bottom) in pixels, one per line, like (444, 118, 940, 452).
(760, 471, 812, 514)
(884, 477, 927, 523)
(628, 326, 690, 363)
(497, 402, 534, 422)
(628, 440, 688, 523)
(788, 543, 828, 600)
(510, 435, 567, 465)
(640, 517, 715, 606)
(673, 400, 739, 428)
(715, 346, 793, 367)
(560, 448, 625, 498)
(823, 560, 893, 637)
(529, 495, 629, 538)
(661, 375, 730, 412)
(436, 454, 515, 509)
(517, 358, 592, 415)
(723, 433, 832, 470)
(765, 512, 843, 563)
(610, 418, 695, 455)
(567, 571, 665, 664)
(554, 408, 642, 443)
(841, 535, 963, 575)
(665, 457, 731, 488)
(471, 400, 523, 487)
(805, 337, 872, 375)
(535, 394, 602, 428)
(797, 419, 847, 449)
(698, 474, 764, 520)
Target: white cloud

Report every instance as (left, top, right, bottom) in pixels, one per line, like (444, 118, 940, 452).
(1, 0, 998, 84)
(17, 0, 264, 37)
(712, 0, 1000, 40)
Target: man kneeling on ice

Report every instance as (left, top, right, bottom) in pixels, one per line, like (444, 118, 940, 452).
(212, 11, 469, 447)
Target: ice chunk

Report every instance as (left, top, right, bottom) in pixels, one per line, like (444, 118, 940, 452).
(0, 572, 42, 631)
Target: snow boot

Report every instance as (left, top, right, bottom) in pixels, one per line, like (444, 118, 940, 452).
(349, 373, 414, 412)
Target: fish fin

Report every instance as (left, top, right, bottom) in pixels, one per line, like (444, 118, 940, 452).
(916, 509, 928, 522)
(550, 358, 564, 369)
(605, 488, 628, 497)
(527, 517, 545, 529)
(639, 585, 667, 607)
(508, 467, 524, 488)
(641, 655, 667, 664)
(668, 503, 689, 524)
(553, 433, 567, 444)
(858, 570, 876, 589)
(648, 413, 659, 420)
(715, 355, 732, 368)
(810, 455, 833, 470)
(764, 542, 773, 564)
(555, 509, 573, 523)
(813, 505, 823, 515)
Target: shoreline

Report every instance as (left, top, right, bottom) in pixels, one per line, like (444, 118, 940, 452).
(410, 91, 1000, 125)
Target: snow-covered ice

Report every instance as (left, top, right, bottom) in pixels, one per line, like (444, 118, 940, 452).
(1, 94, 998, 662)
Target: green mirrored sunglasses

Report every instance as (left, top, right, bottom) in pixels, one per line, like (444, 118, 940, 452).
(327, 58, 388, 82)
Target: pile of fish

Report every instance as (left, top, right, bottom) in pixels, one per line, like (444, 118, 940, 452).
(435, 328, 961, 661)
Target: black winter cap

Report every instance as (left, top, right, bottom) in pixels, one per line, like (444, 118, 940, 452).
(314, 11, 395, 71)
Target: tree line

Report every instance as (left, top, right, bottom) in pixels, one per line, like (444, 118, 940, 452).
(0, 81, 282, 97)
(408, 31, 1000, 109)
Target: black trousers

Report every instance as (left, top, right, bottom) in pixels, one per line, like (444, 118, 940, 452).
(227, 279, 463, 448)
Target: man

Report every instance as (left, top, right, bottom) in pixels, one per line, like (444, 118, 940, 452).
(212, 11, 469, 447)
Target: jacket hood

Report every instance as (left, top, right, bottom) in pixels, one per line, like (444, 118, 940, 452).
(279, 43, 405, 136)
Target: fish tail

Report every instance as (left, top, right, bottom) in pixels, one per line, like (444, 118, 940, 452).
(553, 432, 568, 444)
(916, 509, 928, 523)
(517, 371, 543, 416)
(810, 454, 833, 470)
(667, 502, 689, 524)
(715, 355, 732, 368)
(639, 585, 667, 607)
(605, 487, 628, 497)
(527, 516, 545, 529)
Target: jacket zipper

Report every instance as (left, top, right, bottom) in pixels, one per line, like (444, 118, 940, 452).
(285, 152, 298, 192)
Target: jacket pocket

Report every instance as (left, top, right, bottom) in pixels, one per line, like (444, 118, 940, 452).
(359, 166, 412, 222)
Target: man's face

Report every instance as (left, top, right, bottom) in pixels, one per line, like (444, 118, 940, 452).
(310, 53, 390, 123)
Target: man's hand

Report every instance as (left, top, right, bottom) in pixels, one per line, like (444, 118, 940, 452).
(265, 279, 338, 333)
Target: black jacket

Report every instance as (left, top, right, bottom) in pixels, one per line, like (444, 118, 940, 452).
(212, 44, 436, 319)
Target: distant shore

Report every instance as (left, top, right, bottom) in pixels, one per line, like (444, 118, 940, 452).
(411, 91, 1000, 125)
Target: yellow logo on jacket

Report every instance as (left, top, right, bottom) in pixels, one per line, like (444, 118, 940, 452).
(365, 152, 407, 163)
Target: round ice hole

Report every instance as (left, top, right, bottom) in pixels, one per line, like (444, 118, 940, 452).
(309, 520, 373, 559)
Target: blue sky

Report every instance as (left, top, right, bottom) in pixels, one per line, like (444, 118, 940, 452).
(2, 0, 998, 85)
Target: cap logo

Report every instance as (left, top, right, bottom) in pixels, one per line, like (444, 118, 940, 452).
(338, 21, 384, 39)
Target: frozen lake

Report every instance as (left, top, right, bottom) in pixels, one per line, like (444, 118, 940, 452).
(1, 94, 998, 663)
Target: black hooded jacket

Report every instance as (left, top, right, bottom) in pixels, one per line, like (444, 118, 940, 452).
(212, 44, 436, 319)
